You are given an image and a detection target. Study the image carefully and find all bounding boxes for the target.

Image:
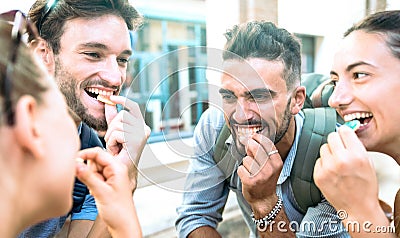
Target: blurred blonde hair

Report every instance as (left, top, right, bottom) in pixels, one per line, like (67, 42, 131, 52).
(0, 20, 49, 125)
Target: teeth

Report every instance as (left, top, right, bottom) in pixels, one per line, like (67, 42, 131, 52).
(343, 112, 373, 122)
(86, 87, 114, 96)
(237, 127, 262, 136)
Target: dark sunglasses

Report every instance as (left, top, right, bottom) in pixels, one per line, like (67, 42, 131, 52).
(0, 10, 39, 125)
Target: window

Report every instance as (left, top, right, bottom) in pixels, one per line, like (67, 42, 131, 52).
(296, 34, 315, 73)
(125, 19, 207, 143)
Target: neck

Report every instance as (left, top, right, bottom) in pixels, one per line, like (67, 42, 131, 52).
(0, 199, 23, 238)
(275, 116, 296, 160)
(0, 159, 24, 237)
(373, 141, 400, 165)
(0, 139, 35, 237)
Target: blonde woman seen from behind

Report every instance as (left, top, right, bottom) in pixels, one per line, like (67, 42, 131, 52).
(0, 11, 142, 238)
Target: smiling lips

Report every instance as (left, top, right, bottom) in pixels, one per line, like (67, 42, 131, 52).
(343, 112, 373, 127)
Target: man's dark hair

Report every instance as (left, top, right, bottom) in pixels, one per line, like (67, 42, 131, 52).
(344, 10, 400, 60)
(28, 0, 143, 54)
(222, 21, 302, 91)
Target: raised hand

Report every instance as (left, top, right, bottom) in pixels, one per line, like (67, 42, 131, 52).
(314, 126, 378, 214)
(237, 133, 283, 213)
(104, 95, 150, 191)
(314, 126, 392, 237)
(76, 147, 142, 238)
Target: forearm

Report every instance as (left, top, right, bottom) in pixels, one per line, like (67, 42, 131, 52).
(67, 220, 95, 238)
(107, 203, 142, 238)
(86, 218, 111, 238)
(188, 226, 221, 238)
(85, 216, 141, 238)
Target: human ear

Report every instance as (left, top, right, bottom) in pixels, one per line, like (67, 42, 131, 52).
(30, 38, 55, 76)
(13, 95, 46, 159)
(290, 86, 306, 114)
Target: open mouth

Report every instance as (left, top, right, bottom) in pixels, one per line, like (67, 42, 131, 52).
(237, 126, 263, 138)
(344, 112, 373, 128)
(85, 87, 116, 105)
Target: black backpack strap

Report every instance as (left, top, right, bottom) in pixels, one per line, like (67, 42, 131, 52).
(71, 123, 104, 214)
(290, 108, 337, 213)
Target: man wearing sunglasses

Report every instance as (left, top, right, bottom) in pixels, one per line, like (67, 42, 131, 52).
(19, 0, 149, 237)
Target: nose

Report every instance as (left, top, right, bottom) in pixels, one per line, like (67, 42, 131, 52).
(233, 98, 255, 123)
(98, 57, 124, 87)
(328, 79, 353, 109)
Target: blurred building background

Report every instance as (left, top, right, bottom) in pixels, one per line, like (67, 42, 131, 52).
(1, 0, 399, 237)
(130, 0, 400, 145)
(130, 1, 400, 236)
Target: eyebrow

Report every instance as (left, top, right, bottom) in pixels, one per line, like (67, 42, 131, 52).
(80, 42, 133, 56)
(219, 88, 235, 95)
(245, 88, 276, 97)
(330, 61, 375, 77)
(345, 61, 374, 72)
(218, 88, 276, 97)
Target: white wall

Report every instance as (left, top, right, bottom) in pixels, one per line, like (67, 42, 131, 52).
(4, 0, 390, 76)
(386, 0, 400, 9)
(204, 0, 370, 75)
(278, 0, 366, 74)
(0, 0, 35, 13)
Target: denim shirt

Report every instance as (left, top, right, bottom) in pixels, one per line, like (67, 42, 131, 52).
(176, 107, 349, 238)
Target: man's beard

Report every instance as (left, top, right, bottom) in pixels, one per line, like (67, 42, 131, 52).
(274, 100, 292, 144)
(231, 100, 292, 156)
(54, 59, 108, 131)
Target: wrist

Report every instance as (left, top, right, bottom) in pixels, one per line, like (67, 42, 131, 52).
(250, 194, 279, 219)
(251, 196, 283, 232)
(346, 200, 388, 222)
(346, 209, 390, 226)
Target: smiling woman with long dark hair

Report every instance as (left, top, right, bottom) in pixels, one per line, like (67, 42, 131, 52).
(314, 10, 400, 238)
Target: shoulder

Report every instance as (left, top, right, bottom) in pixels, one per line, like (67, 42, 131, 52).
(194, 107, 225, 147)
(17, 218, 64, 238)
(195, 107, 225, 135)
(197, 107, 225, 126)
